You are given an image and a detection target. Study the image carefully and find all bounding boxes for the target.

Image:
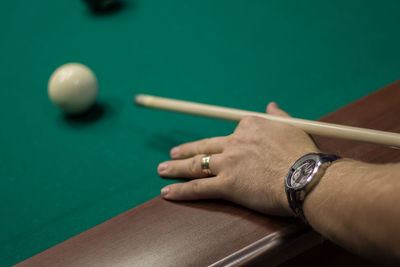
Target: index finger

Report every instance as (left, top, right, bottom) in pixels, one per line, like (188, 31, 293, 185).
(171, 136, 226, 159)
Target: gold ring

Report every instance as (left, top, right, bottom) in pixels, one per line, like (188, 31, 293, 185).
(201, 155, 212, 176)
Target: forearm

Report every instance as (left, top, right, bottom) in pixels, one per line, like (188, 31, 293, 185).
(304, 159, 400, 263)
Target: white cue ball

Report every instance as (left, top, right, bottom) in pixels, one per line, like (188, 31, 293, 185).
(48, 63, 98, 115)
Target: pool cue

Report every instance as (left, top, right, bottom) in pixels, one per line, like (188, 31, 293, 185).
(134, 94, 400, 148)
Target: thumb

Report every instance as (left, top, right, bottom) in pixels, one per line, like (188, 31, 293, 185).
(266, 102, 291, 117)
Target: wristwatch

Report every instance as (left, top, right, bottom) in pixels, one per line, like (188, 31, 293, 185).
(285, 153, 341, 222)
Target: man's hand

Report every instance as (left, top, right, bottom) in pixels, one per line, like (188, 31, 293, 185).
(157, 103, 318, 216)
(157, 102, 400, 263)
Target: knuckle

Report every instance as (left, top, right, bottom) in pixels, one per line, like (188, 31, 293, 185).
(237, 116, 265, 132)
(176, 144, 187, 157)
(239, 116, 255, 126)
(190, 157, 199, 174)
(190, 180, 202, 194)
(226, 134, 239, 145)
(213, 179, 225, 197)
(192, 140, 200, 149)
(194, 139, 206, 152)
(223, 151, 239, 164)
(243, 115, 263, 124)
(271, 120, 293, 132)
(216, 177, 234, 201)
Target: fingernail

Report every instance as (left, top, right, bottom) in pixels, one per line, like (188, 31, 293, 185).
(158, 163, 168, 173)
(270, 102, 278, 108)
(170, 147, 180, 158)
(161, 187, 170, 196)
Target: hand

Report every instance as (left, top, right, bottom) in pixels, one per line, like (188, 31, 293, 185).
(157, 103, 319, 216)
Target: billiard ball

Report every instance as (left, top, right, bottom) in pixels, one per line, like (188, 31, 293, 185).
(48, 63, 98, 115)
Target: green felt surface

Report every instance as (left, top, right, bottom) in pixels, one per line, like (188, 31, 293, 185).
(1, 0, 400, 265)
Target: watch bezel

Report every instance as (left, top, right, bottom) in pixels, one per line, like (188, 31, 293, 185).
(285, 153, 324, 191)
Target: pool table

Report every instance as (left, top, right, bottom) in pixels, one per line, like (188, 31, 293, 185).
(1, 1, 400, 266)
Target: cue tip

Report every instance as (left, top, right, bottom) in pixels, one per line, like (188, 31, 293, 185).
(134, 94, 153, 106)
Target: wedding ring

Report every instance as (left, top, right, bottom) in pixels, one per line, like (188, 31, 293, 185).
(201, 155, 212, 176)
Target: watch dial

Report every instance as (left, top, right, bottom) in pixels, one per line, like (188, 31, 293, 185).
(290, 159, 316, 188)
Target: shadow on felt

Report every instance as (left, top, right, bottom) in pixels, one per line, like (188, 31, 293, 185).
(85, 0, 134, 17)
(62, 102, 115, 127)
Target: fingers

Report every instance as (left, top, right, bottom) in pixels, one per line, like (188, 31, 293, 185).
(266, 102, 290, 117)
(170, 137, 225, 159)
(161, 178, 224, 200)
(158, 154, 223, 179)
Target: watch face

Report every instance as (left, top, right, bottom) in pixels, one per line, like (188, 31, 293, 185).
(288, 159, 316, 189)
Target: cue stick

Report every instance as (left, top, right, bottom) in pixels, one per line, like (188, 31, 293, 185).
(134, 94, 400, 148)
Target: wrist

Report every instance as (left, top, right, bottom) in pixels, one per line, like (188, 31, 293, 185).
(284, 152, 341, 221)
(302, 159, 354, 225)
